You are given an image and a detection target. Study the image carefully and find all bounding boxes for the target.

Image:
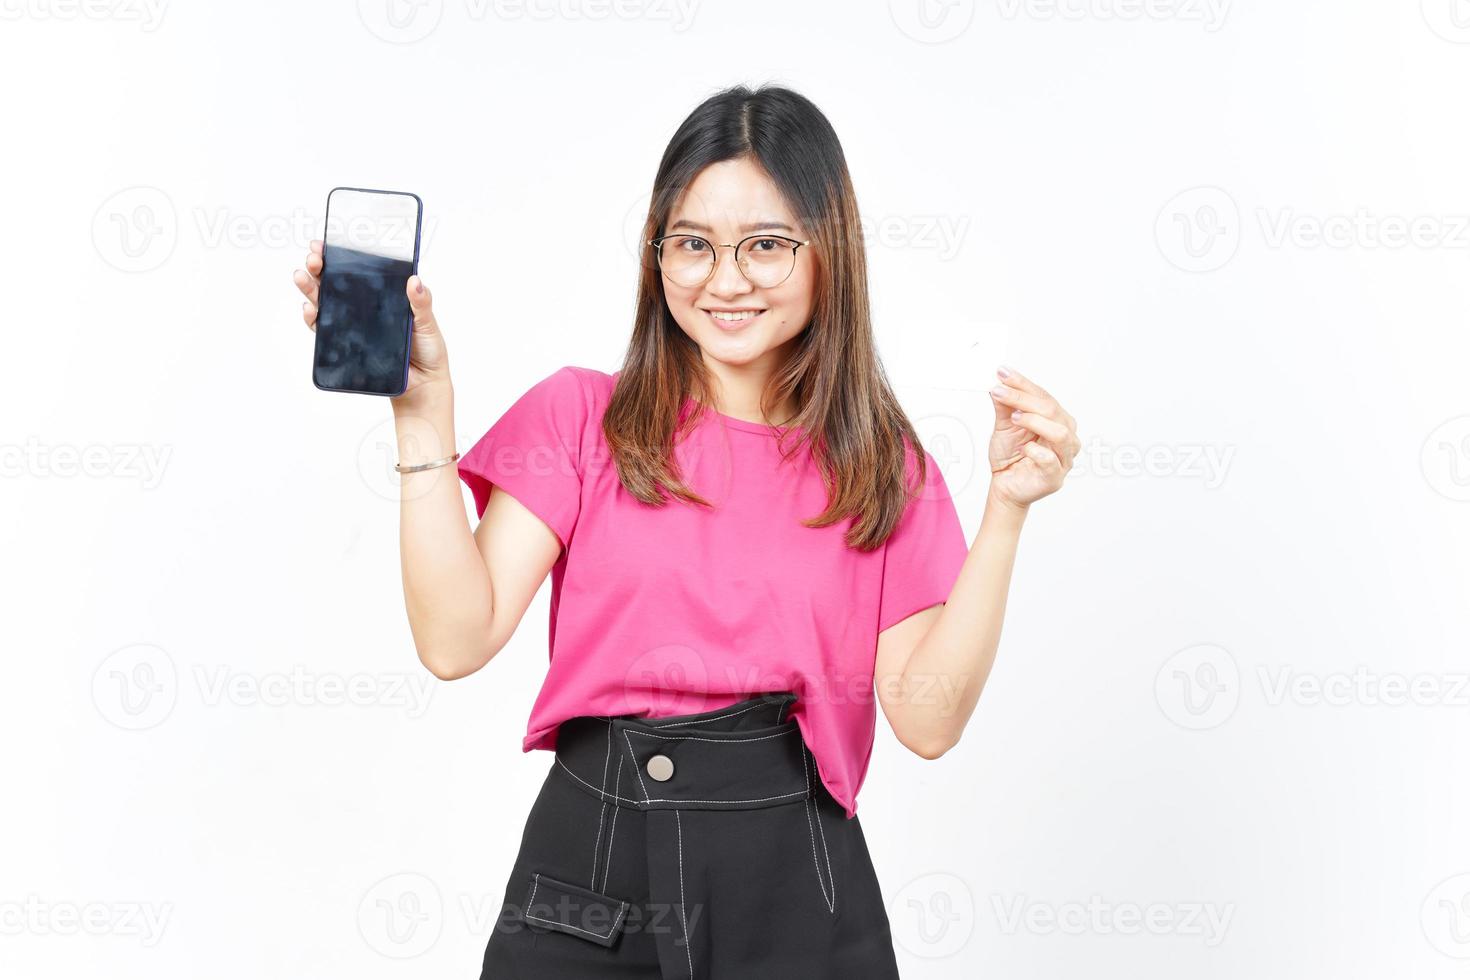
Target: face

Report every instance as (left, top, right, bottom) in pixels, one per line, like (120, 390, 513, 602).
(656, 157, 817, 374)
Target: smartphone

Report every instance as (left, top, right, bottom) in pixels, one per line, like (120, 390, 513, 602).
(312, 187, 423, 396)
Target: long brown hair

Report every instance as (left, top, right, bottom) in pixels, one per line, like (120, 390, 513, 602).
(604, 82, 931, 552)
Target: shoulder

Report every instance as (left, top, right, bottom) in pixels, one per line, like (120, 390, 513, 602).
(558, 365, 617, 401)
(517, 364, 614, 409)
(503, 365, 615, 436)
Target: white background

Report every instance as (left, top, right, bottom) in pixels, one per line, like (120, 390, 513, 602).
(3, 1, 1468, 977)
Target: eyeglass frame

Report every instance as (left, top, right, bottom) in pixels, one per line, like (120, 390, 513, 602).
(645, 232, 812, 288)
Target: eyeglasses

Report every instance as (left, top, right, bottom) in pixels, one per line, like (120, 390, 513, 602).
(647, 233, 811, 289)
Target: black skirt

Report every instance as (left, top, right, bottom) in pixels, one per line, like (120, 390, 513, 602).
(478, 691, 903, 979)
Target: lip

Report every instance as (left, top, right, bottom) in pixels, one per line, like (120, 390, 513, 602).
(702, 308, 766, 331)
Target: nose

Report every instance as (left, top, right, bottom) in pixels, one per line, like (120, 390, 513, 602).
(705, 244, 755, 298)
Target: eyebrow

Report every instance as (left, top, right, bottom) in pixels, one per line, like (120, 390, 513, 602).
(667, 218, 798, 235)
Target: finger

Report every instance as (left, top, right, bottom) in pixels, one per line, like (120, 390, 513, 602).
(302, 299, 317, 331)
(293, 267, 319, 304)
(989, 383, 1053, 418)
(996, 365, 1051, 401)
(305, 248, 323, 276)
(406, 275, 436, 331)
(1021, 439, 1063, 476)
(1009, 409, 1071, 450)
(309, 239, 322, 254)
(989, 382, 1019, 425)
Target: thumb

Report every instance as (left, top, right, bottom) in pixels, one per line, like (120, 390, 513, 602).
(989, 386, 1016, 428)
(406, 275, 439, 334)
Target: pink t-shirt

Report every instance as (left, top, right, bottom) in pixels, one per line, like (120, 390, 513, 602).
(457, 365, 970, 818)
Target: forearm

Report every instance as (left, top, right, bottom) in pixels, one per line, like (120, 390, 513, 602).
(892, 489, 1028, 753)
(392, 382, 496, 677)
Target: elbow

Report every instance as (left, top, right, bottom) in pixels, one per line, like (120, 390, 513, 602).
(421, 657, 472, 682)
(905, 731, 960, 761)
(417, 638, 499, 681)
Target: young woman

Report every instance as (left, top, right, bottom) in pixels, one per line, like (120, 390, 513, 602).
(293, 83, 1078, 978)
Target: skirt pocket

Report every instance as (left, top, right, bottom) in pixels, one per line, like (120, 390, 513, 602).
(519, 869, 632, 948)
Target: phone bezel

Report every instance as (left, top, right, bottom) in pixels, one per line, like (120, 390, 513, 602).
(311, 185, 424, 397)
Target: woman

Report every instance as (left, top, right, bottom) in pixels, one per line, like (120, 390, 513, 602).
(293, 83, 1078, 978)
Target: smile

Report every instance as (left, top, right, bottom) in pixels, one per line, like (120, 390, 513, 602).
(704, 309, 766, 329)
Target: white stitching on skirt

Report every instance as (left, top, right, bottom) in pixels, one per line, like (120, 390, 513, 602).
(675, 810, 694, 979)
(626, 728, 798, 745)
(558, 755, 809, 808)
(622, 729, 808, 805)
(802, 747, 836, 914)
(601, 752, 622, 893)
(590, 721, 612, 889)
(524, 872, 629, 940)
(647, 700, 771, 728)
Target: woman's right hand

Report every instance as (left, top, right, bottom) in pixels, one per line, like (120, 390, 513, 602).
(292, 239, 452, 409)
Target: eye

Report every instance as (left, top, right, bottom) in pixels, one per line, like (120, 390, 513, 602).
(671, 236, 709, 253)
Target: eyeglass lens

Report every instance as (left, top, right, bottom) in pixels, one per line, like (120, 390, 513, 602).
(656, 236, 799, 288)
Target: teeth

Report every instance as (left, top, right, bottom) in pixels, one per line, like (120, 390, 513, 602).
(709, 310, 761, 322)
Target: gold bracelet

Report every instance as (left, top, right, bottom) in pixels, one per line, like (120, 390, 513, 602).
(395, 451, 460, 474)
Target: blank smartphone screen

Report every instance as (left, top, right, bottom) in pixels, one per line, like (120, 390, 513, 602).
(312, 188, 421, 396)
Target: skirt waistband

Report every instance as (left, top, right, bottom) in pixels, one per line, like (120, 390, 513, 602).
(552, 692, 816, 813)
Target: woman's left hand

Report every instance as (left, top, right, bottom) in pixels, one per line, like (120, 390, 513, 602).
(985, 366, 1079, 512)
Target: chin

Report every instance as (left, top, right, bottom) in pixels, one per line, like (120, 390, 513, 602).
(704, 324, 780, 357)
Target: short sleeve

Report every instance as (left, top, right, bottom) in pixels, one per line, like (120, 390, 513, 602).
(457, 366, 591, 550)
(876, 447, 971, 633)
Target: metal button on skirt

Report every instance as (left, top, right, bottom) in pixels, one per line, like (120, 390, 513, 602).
(477, 691, 903, 979)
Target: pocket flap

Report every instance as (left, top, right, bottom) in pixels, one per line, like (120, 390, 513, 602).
(521, 871, 631, 948)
